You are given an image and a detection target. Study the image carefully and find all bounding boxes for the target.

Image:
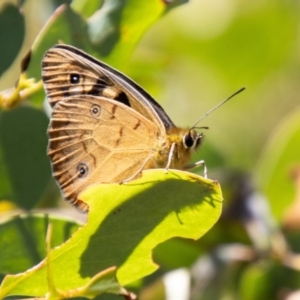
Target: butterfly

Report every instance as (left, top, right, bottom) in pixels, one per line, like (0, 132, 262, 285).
(42, 44, 206, 211)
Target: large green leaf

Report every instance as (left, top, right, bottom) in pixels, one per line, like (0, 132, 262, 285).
(0, 169, 222, 298)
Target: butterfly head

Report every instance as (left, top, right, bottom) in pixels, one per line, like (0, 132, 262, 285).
(182, 129, 204, 151)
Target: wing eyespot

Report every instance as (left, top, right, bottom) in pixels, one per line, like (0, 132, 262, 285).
(70, 73, 80, 84)
(90, 104, 101, 117)
(77, 163, 89, 178)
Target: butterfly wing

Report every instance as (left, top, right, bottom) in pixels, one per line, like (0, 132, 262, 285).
(42, 44, 175, 130)
(48, 95, 161, 210)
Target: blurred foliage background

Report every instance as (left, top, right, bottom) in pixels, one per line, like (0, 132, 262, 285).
(1, 0, 300, 299)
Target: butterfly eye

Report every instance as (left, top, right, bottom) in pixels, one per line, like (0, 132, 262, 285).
(183, 132, 203, 149)
(70, 73, 80, 84)
(77, 163, 88, 178)
(90, 105, 101, 117)
(183, 134, 195, 149)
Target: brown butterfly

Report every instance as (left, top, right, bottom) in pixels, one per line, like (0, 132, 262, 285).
(42, 45, 239, 211)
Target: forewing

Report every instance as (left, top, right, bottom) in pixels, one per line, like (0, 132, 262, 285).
(42, 44, 175, 130)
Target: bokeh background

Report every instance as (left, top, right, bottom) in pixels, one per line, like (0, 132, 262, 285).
(1, 0, 300, 299)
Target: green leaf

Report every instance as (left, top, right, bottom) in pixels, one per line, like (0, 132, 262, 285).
(0, 214, 80, 275)
(71, 0, 104, 18)
(0, 3, 25, 76)
(85, 0, 188, 67)
(0, 169, 222, 298)
(0, 106, 51, 209)
(256, 107, 300, 220)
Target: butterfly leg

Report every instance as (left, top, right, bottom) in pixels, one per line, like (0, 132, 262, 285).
(165, 142, 176, 173)
(184, 160, 207, 178)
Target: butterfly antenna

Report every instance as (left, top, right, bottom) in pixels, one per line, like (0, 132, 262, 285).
(191, 87, 246, 129)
